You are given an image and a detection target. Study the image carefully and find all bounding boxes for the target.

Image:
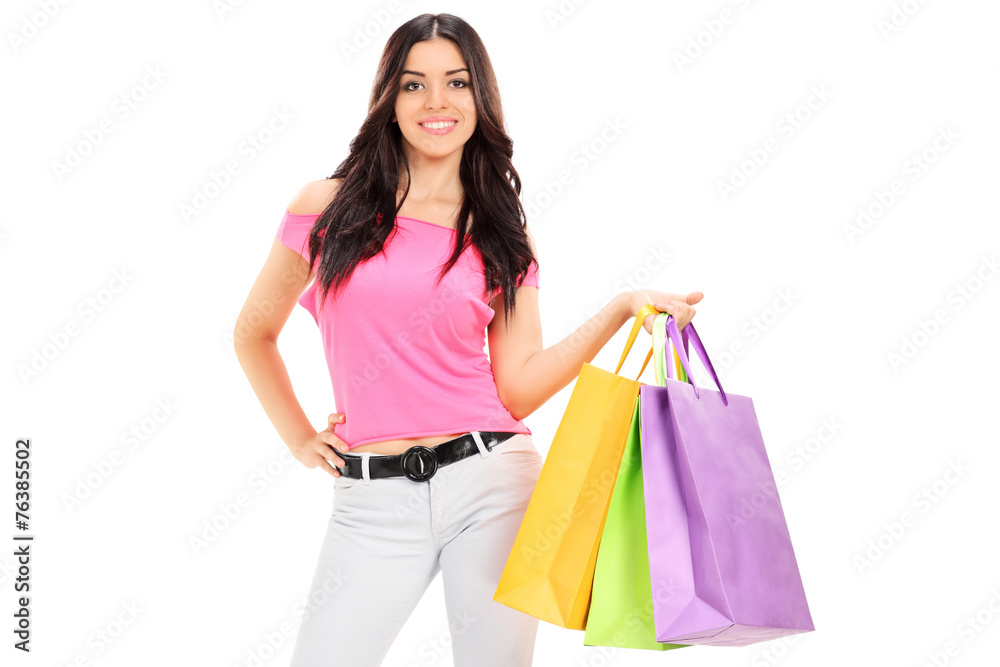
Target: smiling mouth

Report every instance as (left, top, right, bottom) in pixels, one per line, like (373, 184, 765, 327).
(419, 120, 457, 129)
(418, 120, 458, 136)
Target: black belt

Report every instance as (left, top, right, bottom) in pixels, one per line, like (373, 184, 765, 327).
(336, 431, 518, 482)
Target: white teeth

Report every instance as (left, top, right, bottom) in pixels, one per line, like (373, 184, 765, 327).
(420, 121, 456, 129)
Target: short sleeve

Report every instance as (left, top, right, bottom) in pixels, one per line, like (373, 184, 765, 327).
(275, 210, 320, 261)
(519, 259, 539, 288)
(486, 259, 540, 302)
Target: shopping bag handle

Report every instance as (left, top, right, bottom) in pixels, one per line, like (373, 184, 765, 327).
(615, 303, 659, 377)
(654, 313, 729, 406)
(635, 345, 653, 382)
(652, 312, 689, 386)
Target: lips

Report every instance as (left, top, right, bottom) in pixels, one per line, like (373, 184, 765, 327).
(418, 119, 458, 135)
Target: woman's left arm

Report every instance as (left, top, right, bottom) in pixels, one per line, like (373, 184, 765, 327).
(487, 231, 703, 421)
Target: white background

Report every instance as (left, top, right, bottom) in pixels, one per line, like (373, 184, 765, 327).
(2, 0, 999, 665)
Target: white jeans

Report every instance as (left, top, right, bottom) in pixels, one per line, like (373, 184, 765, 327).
(288, 432, 544, 667)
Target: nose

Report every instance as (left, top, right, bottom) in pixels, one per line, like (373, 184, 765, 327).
(425, 82, 448, 110)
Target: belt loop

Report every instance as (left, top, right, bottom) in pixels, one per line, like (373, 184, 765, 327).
(361, 452, 372, 483)
(471, 431, 490, 458)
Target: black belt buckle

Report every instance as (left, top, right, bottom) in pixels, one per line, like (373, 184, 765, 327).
(400, 445, 438, 481)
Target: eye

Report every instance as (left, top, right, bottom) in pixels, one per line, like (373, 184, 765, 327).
(401, 79, 470, 92)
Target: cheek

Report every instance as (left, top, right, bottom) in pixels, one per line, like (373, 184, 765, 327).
(395, 98, 417, 119)
(461, 103, 477, 127)
(457, 94, 475, 115)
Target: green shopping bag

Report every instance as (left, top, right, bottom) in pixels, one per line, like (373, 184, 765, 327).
(582, 395, 691, 651)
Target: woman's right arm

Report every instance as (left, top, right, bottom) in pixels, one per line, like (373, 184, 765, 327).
(233, 178, 348, 477)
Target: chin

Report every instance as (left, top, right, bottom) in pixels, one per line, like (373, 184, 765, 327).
(421, 144, 468, 158)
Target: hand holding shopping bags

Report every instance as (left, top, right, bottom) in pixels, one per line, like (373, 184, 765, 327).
(495, 303, 815, 649)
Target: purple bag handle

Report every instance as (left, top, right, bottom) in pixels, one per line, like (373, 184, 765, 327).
(661, 315, 729, 406)
(660, 315, 693, 389)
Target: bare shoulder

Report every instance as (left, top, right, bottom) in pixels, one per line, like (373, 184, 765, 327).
(286, 177, 344, 215)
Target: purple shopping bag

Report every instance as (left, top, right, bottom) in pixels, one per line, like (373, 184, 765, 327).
(640, 314, 814, 647)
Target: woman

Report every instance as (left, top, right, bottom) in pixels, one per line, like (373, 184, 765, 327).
(234, 13, 701, 666)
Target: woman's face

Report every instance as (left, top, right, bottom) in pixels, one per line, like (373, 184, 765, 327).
(393, 38, 477, 162)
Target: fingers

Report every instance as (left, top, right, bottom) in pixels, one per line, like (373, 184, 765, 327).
(677, 302, 696, 330)
(314, 443, 346, 477)
(328, 412, 346, 428)
(685, 291, 704, 304)
(652, 302, 697, 331)
(290, 419, 350, 478)
(323, 413, 350, 452)
(319, 432, 350, 455)
(317, 416, 350, 477)
(319, 456, 340, 478)
(328, 449, 347, 468)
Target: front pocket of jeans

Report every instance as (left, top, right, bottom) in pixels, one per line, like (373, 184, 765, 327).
(334, 474, 364, 493)
(494, 440, 543, 464)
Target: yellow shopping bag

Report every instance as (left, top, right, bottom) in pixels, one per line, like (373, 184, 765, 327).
(493, 304, 659, 629)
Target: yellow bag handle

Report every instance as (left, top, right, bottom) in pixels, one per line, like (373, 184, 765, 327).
(614, 303, 659, 380)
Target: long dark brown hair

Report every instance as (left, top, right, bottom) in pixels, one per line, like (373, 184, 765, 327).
(304, 12, 538, 328)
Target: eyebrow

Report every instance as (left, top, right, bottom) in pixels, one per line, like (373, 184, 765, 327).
(401, 68, 469, 77)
